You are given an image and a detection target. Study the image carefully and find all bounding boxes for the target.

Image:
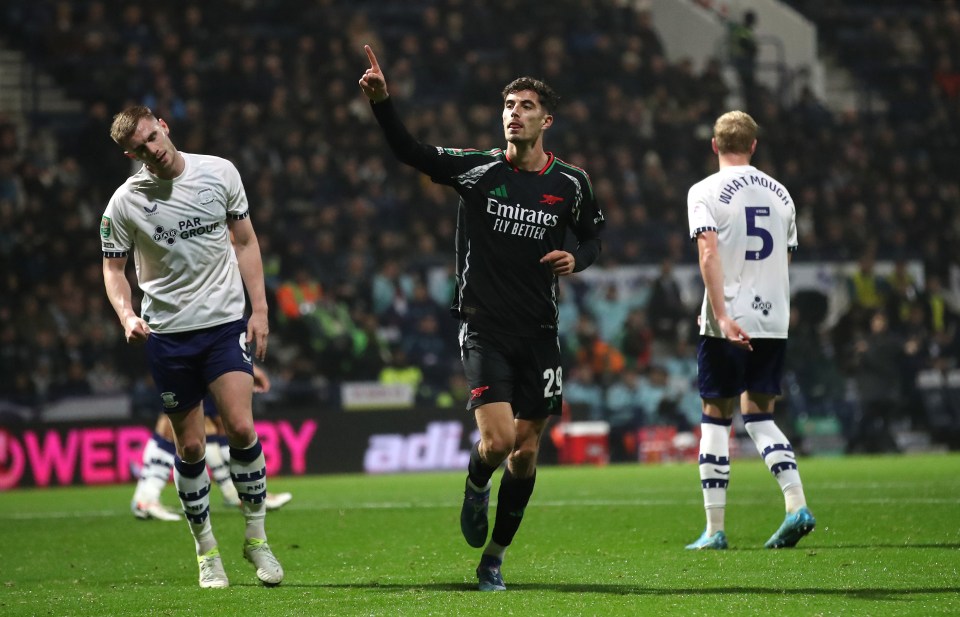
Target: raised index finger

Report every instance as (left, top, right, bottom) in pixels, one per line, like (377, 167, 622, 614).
(364, 45, 380, 71)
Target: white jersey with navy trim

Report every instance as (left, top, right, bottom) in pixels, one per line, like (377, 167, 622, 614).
(687, 164, 797, 339)
(100, 152, 249, 333)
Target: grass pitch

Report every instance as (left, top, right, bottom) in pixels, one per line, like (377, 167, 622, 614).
(1, 453, 958, 616)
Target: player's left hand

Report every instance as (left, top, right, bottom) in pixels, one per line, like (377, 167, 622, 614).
(359, 45, 389, 102)
(540, 250, 575, 276)
(247, 310, 269, 361)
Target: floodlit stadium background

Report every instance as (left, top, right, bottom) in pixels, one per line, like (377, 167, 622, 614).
(1, 0, 958, 489)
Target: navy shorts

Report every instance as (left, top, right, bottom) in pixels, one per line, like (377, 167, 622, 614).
(697, 336, 786, 399)
(202, 395, 218, 418)
(145, 319, 253, 414)
(459, 323, 563, 420)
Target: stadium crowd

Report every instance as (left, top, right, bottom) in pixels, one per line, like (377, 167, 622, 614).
(0, 0, 957, 453)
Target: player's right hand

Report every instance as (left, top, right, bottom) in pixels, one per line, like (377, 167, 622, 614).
(123, 315, 151, 344)
(718, 316, 752, 351)
(359, 45, 389, 102)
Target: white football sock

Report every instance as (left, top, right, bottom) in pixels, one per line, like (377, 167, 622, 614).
(133, 432, 176, 504)
(205, 435, 239, 504)
(174, 457, 217, 555)
(698, 418, 732, 535)
(230, 438, 268, 541)
(743, 415, 807, 512)
(482, 541, 507, 561)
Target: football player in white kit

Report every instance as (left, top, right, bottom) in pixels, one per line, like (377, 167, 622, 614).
(685, 111, 815, 550)
(101, 106, 283, 587)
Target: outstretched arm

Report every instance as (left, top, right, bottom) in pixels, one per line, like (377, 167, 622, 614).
(697, 231, 752, 350)
(359, 44, 457, 177)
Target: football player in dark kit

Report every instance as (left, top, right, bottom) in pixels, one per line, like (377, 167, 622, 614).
(360, 45, 605, 591)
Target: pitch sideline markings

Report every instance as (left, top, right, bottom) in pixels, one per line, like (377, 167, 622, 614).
(3, 495, 958, 520)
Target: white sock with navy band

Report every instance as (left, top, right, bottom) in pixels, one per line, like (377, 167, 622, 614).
(230, 438, 268, 541)
(743, 413, 807, 513)
(698, 415, 732, 536)
(205, 435, 240, 505)
(174, 456, 217, 555)
(133, 432, 176, 504)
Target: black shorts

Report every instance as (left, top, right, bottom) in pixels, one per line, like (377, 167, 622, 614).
(458, 322, 563, 420)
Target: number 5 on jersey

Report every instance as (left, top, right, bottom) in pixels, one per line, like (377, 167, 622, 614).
(745, 206, 773, 261)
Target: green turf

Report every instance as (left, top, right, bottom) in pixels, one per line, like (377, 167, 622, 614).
(1, 454, 958, 616)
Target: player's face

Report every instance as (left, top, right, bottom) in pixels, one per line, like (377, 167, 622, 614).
(122, 117, 178, 175)
(502, 90, 552, 144)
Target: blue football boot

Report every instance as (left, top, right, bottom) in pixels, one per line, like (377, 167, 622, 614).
(476, 554, 506, 591)
(765, 506, 816, 548)
(685, 530, 728, 550)
(460, 478, 491, 548)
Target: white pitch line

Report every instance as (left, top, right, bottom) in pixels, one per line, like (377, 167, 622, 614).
(2, 495, 957, 520)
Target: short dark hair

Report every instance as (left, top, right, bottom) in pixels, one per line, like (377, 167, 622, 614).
(502, 77, 560, 114)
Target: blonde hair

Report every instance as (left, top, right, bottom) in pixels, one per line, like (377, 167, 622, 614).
(109, 105, 156, 145)
(713, 110, 758, 155)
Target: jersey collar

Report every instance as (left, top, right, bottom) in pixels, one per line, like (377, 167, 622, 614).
(504, 151, 555, 175)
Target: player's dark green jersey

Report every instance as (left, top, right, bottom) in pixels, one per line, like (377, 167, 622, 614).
(372, 98, 605, 338)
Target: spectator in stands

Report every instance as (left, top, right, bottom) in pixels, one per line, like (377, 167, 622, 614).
(371, 259, 415, 317)
(306, 289, 364, 381)
(921, 275, 958, 354)
(845, 250, 890, 326)
(635, 9, 666, 59)
(635, 365, 673, 427)
(403, 313, 452, 401)
(562, 363, 605, 422)
(646, 258, 688, 346)
(661, 337, 698, 388)
(698, 57, 730, 121)
(574, 315, 625, 386)
(619, 307, 654, 371)
(378, 344, 423, 397)
(275, 266, 323, 325)
(7, 371, 39, 413)
(583, 282, 644, 345)
(848, 310, 903, 453)
(882, 259, 918, 328)
(728, 10, 759, 110)
(435, 372, 471, 410)
(604, 366, 645, 462)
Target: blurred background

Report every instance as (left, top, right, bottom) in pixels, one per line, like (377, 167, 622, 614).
(0, 0, 958, 486)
